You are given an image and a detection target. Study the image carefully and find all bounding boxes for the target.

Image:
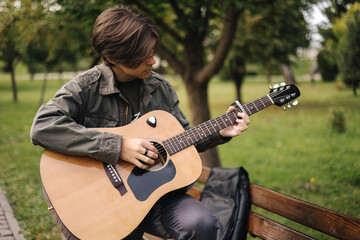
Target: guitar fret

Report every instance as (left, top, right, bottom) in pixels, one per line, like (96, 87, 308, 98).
(178, 135, 186, 149)
(255, 99, 264, 111)
(173, 136, 181, 152)
(246, 102, 256, 115)
(247, 103, 256, 115)
(244, 105, 251, 115)
(251, 102, 259, 112)
(165, 141, 174, 155)
(213, 118, 220, 131)
(193, 127, 200, 142)
(198, 126, 206, 139)
(223, 114, 232, 127)
(231, 111, 238, 122)
(219, 114, 227, 128)
(204, 121, 212, 136)
(225, 112, 233, 124)
(209, 120, 217, 132)
(259, 98, 266, 108)
(183, 131, 191, 146)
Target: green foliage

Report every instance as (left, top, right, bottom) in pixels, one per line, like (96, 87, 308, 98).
(335, 3, 360, 95)
(0, 0, 23, 71)
(226, 0, 314, 84)
(317, 48, 338, 82)
(331, 108, 346, 133)
(317, 0, 360, 92)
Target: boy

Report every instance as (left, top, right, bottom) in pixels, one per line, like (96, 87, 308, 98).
(31, 5, 250, 240)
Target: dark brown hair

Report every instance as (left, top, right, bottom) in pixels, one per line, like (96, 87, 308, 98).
(92, 5, 161, 68)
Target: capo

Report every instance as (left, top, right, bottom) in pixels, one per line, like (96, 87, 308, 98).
(230, 100, 246, 115)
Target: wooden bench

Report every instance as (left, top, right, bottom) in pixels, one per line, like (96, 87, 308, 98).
(144, 166, 360, 240)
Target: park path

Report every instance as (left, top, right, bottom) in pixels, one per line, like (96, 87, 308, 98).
(0, 188, 25, 240)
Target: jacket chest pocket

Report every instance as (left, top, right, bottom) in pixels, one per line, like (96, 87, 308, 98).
(83, 115, 118, 128)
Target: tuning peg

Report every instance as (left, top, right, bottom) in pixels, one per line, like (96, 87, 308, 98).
(280, 82, 286, 87)
(273, 84, 280, 88)
(269, 86, 272, 90)
(287, 104, 292, 108)
(292, 100, 299, 106)
(282, 106, 286, 111)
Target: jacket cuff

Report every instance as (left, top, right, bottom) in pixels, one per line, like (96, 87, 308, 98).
(96, 132, 122, 165)
(212, 132, 232, 145)
(196, 132, 231, 152)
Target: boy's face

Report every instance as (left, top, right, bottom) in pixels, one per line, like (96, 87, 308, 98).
(111, 54, 156, 82)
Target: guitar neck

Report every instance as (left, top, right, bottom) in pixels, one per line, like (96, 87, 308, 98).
(163, 94, 274, 155)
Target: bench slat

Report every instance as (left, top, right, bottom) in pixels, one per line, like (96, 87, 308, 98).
(248, 211, 315, 240)
(250, 183, 360, 240)
(187, 186, 202, 200)
(197, 166, 211, 184)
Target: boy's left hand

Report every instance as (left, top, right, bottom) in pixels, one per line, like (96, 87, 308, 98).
(219, 106, 250, 138)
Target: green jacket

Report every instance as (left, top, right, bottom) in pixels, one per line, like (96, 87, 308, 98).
(30, 64, 228, 165)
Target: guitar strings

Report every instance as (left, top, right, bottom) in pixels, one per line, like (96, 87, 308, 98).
(163, 87, 291, 155)
(165, 96, 272, 155)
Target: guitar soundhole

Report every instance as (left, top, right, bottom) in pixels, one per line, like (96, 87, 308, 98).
(148, 141, 168, 171)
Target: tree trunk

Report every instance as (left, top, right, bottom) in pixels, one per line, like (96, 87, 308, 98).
(266, 67, 272, 83)
(10, 67, 17, 102)
(230, 57, 245, 103)
(30, 72, 35, 81)
(353, 84, 357, 97)
(280, 64, 296, 84)
(185, 80, 221, 168)
(39, 68, 48, 106)
(58, 67, 64, 85)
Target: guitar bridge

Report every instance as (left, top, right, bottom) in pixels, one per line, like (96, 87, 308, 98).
(103, 163, 127, 196)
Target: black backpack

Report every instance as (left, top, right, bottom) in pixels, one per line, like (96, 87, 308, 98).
(200, 167, 251, 240)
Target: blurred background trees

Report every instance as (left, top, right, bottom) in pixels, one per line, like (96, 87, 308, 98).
(317, 0, 360, 96)
(0, 0, 359, 166)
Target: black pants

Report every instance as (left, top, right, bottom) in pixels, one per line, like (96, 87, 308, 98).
(124, 192, 218, 240)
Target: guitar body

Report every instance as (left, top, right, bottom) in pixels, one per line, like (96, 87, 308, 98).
(40, 110, 202, 239)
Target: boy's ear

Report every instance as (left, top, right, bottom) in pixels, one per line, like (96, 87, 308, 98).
(105, 57, 115, 65)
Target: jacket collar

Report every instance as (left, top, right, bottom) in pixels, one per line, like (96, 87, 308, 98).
(96, 64, 161, 95)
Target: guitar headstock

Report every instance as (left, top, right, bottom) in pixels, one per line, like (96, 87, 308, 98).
(269, 83, 301, 110)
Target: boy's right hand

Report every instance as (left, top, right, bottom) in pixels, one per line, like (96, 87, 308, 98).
(119, 137, 159, 169)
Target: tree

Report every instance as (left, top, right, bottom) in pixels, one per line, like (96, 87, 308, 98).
(228, 1, 313, 103)
(317, 0, 359, 82)
(0, 1, 22, 102)
(244, 1, 311, 83)
(335, 3, 360, 96)
(317, 48, 338, 82)
(55, 0, 114, 67)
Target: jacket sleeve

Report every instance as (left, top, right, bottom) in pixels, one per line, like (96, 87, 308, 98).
(165, 82, 231, 153)
(30, 78, 122, 165)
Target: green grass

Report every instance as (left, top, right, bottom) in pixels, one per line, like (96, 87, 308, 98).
(0, 73, 359, 239)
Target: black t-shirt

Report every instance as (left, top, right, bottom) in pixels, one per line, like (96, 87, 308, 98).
(116, 79, 141, 122)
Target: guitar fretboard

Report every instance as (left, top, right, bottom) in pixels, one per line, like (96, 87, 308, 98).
(163, 94, 273, 155)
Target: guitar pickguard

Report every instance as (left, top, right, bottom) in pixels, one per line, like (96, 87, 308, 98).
(127, 159, 176, 201)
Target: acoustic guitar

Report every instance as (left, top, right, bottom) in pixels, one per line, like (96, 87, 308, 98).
(40, 83, 300, 239)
